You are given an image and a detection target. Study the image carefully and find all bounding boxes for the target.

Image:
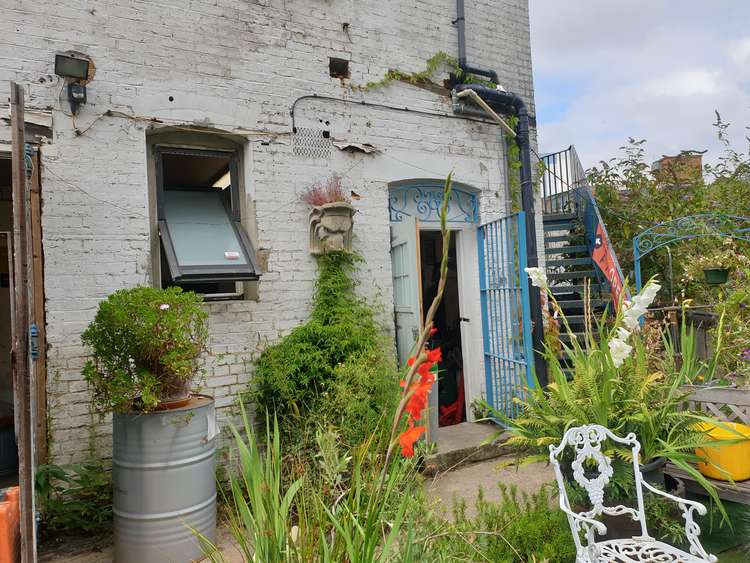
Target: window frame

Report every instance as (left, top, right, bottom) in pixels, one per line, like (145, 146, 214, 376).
(154, 145, 260, 286)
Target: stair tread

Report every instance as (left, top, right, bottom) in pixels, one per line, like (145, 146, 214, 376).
(548, 270, 597, 280)
(557, 299, 609, 308)
(546, 257, 593, 268)
(543, 213, 578, 222)
(545, 234, 578, 243)
(550, 284, 606, 295)
(544, 222, 576, 231)
(559, 332, 586, 340)
(545, 245, 588, 255)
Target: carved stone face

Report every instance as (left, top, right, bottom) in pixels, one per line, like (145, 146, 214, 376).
(309, 202, 355, 254)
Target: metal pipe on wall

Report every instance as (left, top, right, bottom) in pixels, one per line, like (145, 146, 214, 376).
(453, 85, 547, 386)
(455, 0, 500, 84)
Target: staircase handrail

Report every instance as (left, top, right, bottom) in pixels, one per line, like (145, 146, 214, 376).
(542, 146, 628, 303)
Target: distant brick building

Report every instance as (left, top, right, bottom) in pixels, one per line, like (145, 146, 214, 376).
(652, 150, 705, 184)
(1, 0, 538, 464)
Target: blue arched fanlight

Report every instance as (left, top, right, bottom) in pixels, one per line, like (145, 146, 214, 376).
(389, 181, 479, 224)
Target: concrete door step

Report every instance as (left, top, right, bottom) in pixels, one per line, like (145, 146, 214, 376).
(422, 421, 515, 477)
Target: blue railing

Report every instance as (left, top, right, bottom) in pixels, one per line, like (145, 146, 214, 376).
(542, 146, 628, 303)
(477, 212, 535, 418)
(541, 145, 587, 214)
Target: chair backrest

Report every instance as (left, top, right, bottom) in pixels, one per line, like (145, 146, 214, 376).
(549, 425, 651, 549)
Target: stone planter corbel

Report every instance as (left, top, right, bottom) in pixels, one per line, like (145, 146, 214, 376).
(309, 201, 355, 254)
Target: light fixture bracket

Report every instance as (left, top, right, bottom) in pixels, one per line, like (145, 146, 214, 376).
(54, 53, 91, 115)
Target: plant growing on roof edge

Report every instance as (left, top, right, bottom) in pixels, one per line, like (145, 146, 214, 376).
(81, 286, 208, 413)
(360, 51, 496, 91)
(588, 120, 750, 287)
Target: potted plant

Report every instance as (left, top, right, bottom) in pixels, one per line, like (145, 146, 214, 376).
(693, 248, 736, 285)
(82, 286, 213, 563)
(301, 174, 356, 254)
(663, 301, 750, 482)
(487, 274, 731, 534)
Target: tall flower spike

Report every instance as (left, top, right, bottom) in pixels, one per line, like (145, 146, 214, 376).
(609, 336, 633, 368)
(524, 267, 548, 289)
(399, 346, 440, 457)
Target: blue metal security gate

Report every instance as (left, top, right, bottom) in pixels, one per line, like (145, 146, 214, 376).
(477, 211, 535, 417)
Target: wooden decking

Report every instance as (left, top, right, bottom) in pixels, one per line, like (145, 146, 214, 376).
(666, 462, 750, 504)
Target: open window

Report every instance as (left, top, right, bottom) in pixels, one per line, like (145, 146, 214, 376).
(155, 147, 260, 297)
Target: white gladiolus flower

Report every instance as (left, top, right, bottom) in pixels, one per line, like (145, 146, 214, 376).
(616, 327, 631, 341)
(621, 281, 661, 330)
(622, 308, 643, 331)
(524, 267, 548, 289)
(638, 282, 661, 307)
(609, 337, 633, 368)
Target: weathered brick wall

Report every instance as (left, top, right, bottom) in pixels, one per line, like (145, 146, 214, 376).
(0, 0, 535, 463)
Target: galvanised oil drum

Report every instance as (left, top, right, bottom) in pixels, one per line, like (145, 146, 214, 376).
(113, 395, 216, 563)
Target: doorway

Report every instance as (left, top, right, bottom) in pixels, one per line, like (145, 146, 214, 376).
(389, 180, 484, 438)
(419, 230, 466, 427)
(0, 156, 18, 486)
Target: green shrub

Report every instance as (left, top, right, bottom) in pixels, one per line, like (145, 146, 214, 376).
(411, 485, 576, 562)
(714, 271, 750, 384)
(35, 461, 112, 538)
(589, 127, 750, 286)
(489, 278, 729, 520)
(81, 286, 208, 413)
(247, 252, 399, 454)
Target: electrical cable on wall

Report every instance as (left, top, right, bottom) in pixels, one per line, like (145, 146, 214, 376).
(290, 94, 504, 132)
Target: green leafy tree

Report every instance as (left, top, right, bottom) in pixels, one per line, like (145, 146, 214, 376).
(588, 116, 750, 295)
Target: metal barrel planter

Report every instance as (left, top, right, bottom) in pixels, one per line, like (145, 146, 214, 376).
(113, 395, 216, 563)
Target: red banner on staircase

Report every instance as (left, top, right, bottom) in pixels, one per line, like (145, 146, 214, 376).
(592, 223, 624, 304)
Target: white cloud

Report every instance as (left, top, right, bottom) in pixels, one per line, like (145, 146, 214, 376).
(642, 69, 721, 99)
(729, 37, 750, 65)
(530, 1, 750, 168)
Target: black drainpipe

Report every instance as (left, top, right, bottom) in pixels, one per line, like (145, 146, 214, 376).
(454, 83, 547, 386)
(455, 0, 499, 84)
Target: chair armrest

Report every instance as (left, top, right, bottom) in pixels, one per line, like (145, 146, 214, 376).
(641, 480, 717, 562)
(640, 480, 707, 515)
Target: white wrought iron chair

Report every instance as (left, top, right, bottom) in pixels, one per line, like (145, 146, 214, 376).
(549, 424, 716, 563)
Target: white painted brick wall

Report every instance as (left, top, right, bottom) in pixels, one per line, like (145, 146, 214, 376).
(0, 0, 536, 464)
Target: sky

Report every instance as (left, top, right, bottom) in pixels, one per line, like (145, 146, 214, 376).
(529, 1, 750, 170)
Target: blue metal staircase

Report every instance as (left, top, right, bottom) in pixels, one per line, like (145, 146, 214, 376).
(540, 147, 627, 341)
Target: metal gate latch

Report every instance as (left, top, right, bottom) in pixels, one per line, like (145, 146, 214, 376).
(29, 324, 39, 360)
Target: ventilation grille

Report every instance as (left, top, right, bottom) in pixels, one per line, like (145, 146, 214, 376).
(293, 128, 332, 159)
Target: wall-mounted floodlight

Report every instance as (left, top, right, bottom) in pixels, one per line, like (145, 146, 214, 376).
(54, 53, 91, 115)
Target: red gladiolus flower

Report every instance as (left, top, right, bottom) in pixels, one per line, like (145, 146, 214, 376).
(399, 422, 425, 457)
(399, 346, 440, 457)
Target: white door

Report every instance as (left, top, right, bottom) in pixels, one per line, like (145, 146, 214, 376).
(390, 217, 422, 365)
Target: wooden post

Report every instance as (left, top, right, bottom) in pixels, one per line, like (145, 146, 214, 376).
(10, 81, 37, 563)
(30, 151, 46, 465)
